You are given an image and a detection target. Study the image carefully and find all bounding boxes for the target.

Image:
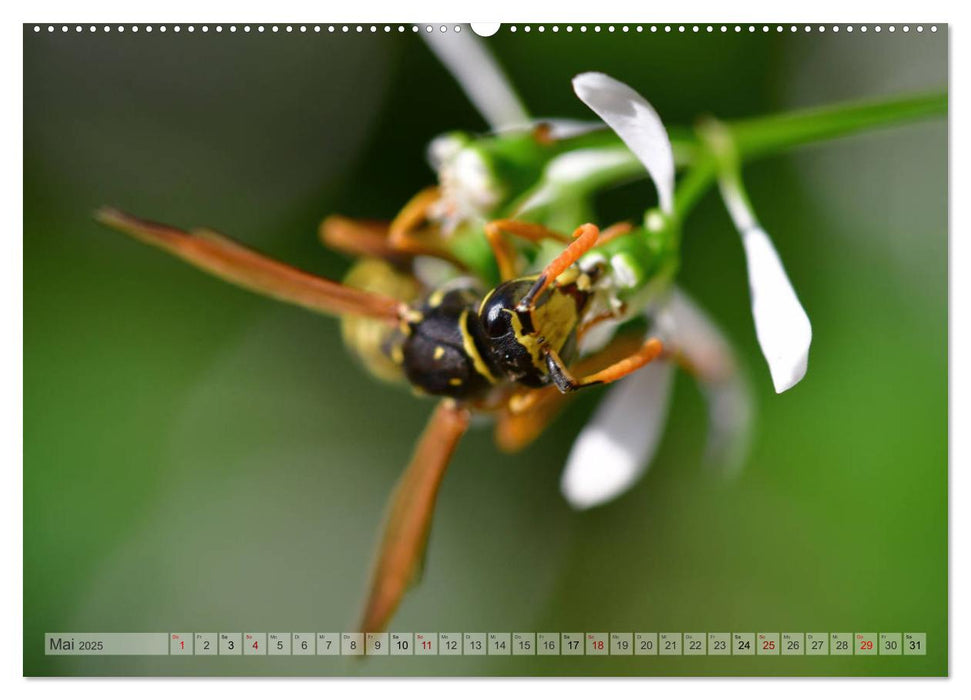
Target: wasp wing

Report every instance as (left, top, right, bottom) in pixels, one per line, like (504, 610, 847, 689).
(358, 400, 470, 633)
(96, 207, 403, 324)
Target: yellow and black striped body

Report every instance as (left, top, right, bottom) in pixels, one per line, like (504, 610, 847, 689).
(396, 285, 502, 400)
(342, 258, 597, 401)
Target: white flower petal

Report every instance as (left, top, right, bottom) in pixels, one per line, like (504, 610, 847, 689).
(572, 72, 675, 214)
(426, 133, 466, 172)
(542, 147, 633, 183)
(699, 373, 752, 477)
(561, 360, 675, 510)
(576, 316, 624, 356)
(656, 289, 735, 382)
(423, 28, 530, 131)
(741, 227, 812, 393)
(658, 289, 752, 475)
(718, 178, 812, 393)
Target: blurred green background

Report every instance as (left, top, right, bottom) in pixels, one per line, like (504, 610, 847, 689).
(24, 24, 947, 676)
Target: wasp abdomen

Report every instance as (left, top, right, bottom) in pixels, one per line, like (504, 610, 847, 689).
(398, 287, 501, 400)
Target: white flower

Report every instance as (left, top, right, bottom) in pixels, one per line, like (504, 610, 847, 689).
(426, 136, 503, 232)
(422, 33, 607, 230)
(419, 42, 808, 504)
(562, 75, 760, 509)
(422, 29, 528, 231)
(574, 71, 811, 395)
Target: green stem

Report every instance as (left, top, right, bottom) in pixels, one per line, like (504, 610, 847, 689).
(728, 91, 946, 161)
(673, 157, 717, 222)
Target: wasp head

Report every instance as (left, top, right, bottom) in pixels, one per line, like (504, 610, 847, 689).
(478, 278, 583, 387)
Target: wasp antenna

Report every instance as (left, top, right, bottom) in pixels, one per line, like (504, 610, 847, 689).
(518, 223, 599, 312)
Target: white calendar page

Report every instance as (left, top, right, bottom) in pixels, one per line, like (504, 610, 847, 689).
(22, 18, 948, 678)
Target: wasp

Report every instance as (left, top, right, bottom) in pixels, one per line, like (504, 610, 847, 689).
(96, 195, 666, 633)
(94, 38, 698, 635)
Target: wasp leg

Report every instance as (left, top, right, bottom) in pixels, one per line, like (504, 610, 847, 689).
(323, 189, 464, 266)
(382, 187, 466, 268)
(389, 186, 440, 248)
(484, 219, 570, 281)
(495, 387, 565, 452)
(358, 400, 470, 634)
(594, 221, 635, 247)
(495, 334, 647, 451)
(96, 207, 405, 324)
(318, 215, 414, 262)
(517, 223, 600, 311)
(544, 337, 664, 393)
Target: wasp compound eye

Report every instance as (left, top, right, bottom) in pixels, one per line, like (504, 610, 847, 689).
(479, 279, 534, 338)
(482, 302, 512, 338)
